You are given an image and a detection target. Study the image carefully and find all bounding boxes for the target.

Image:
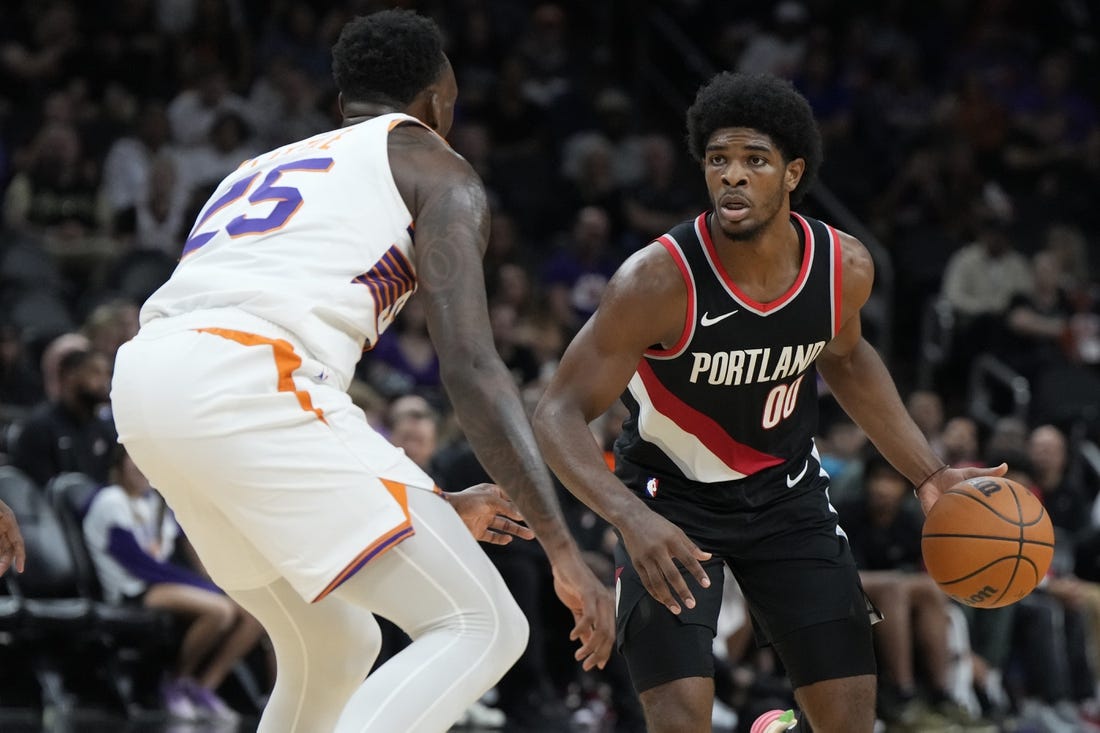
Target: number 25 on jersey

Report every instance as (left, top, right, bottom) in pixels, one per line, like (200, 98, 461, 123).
(181, 157, 335, 259)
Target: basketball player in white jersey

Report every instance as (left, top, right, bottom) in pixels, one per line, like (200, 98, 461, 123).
(110, 10, 614, 732)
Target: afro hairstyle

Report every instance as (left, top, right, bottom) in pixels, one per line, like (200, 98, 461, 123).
(331, 9, 446, 108)
(686, 72, 822, 205)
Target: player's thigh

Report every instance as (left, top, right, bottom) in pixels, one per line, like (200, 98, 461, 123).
(638, 676, 715, 733)
(614, 545, 726, 694)
(332, 488, 526, 646)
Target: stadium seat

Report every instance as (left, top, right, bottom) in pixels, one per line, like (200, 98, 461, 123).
(43, 472, 177, 714)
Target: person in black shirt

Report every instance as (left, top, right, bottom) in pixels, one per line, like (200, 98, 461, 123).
(9, 348, 115, 488)
(534, 72, 1006, 733)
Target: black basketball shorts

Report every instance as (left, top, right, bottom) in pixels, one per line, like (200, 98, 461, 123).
(613, 485, 880, 693)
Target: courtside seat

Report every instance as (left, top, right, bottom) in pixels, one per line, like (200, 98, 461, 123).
(45, 472, 175, 639)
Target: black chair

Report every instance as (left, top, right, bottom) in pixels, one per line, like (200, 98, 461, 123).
(44, 473, 177, 714)
(0, 466, 96, 715)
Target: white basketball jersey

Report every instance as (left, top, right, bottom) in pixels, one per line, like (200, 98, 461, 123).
(141, 113, 425, 386)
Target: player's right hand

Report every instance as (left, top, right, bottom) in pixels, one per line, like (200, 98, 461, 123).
(0, 498, 26, 577)
(619, 512, 711, 615)
(550, 554, 615, 671)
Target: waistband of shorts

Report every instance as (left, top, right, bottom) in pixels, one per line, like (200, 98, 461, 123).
(138, 309, 315, 361)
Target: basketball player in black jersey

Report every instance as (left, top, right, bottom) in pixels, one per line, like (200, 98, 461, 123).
(533, 72, 1007, 733)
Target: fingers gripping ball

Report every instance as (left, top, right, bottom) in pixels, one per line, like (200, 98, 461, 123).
(921, 477, 1054, 608)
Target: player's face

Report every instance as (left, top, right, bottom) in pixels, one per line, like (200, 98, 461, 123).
(702, 127, 804, 242)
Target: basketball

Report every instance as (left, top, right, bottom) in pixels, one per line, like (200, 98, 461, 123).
(921, 476, 1055, 608)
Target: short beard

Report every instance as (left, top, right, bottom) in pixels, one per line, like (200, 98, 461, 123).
(720, 220, 766, 242)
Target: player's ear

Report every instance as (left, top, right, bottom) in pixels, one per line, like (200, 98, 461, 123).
(337, 92, 346, 118)
(785, 158, 806, 193)
(424, 91, 441, 132)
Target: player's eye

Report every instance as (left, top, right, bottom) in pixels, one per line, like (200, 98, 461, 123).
(709, 155, 725, 166)
(749, 155, 766, 166)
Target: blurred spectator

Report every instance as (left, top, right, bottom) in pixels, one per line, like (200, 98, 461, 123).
(39, 330, 91, 401)
(387, 394, 440, 472)
(736, 1, 809, 77)
(541, 206, 620, 332)
(165, 65, 251, 148)
(490, 301, 541, 388)
(940, 188, 1033, 389)
(906, 389, 946, 458)
(360, 298, 442, 405)
(83, 444, 264, 723)
(0, 321, 43, 409)
(623, 133, 701, 245)
(82, 298, 139, 365)
(8, 347, 114, 487)
(1027, 424, 1091, 537)
(246, 56, 328, 149)
(2, 121, 108, 244)
(173, 109, 260, 195)
(994, 250, 1074, 386)
(940, 416, 982, 468)
(101, 101, 174, 216)
(984, 415, 1029, 460)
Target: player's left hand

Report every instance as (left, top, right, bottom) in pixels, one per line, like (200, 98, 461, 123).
(915, 463, 1008, 516)
(445, 483, 536, 545)
(0, 498, 26, 577)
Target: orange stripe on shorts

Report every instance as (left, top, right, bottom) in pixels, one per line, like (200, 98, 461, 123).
(196, 328, 326, 423)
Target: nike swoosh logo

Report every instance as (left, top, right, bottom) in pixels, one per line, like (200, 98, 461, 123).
(700, 310, 739, 327)
(786, 460, 808, 488)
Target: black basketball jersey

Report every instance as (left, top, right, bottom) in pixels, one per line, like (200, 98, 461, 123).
(614, 211, 843, 509)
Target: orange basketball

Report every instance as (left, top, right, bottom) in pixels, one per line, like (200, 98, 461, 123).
(921, 476, 1054, 608)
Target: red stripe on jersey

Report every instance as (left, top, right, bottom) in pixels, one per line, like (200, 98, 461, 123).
(828, 225, 843, 336)
(636, 359, 784, 476)
(699, 212, 813, 313)
(645, 235, 696, 358)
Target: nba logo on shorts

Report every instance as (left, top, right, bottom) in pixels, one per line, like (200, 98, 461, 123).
(646, 477, 659, 497)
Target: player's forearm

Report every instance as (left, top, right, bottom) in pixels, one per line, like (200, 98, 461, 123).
(533, 399, 649, 530)
(440, 356, 576, 557)
(818, 339, 944, 486)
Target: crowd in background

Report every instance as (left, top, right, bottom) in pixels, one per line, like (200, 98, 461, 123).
(0, 0, 1099, 731)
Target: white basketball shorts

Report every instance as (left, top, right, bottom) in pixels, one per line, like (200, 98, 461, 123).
(111, 309, 438, 602)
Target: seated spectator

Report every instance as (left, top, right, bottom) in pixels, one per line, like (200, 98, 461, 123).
(541, 206, 621, 333)
(906, 389, 946, 459)
(1028, 424, 1092, 538)
(359, 298, 442, 406)
(940, 189, 1033, 384)
(8, 348, 114, 488)
(836, 453, 991, 730)
(994, 250, 1075, 385)
(941, 416, 983, 468)
(82, 298, 139, 365)
(40, 331, 92, 401)
(83, 445, 265, 723)
(101, 101, 174, 216)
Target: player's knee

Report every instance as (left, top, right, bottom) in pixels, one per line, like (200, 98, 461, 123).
(493, 593, 529, 668)
(641, 693, 711, 733)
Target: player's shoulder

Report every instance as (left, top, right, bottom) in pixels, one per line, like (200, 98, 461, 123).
(602, 235, 692, 308)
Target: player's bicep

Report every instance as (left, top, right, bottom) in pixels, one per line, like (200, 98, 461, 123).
(547, 253, 685, 422)
(822, 233, 874, 361)
(398, 146, 493, 356)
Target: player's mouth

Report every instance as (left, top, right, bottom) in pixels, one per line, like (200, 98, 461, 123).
(718, 195, 750, 223)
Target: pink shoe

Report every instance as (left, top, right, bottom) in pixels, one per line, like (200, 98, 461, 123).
(751, 709, 797, 733)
